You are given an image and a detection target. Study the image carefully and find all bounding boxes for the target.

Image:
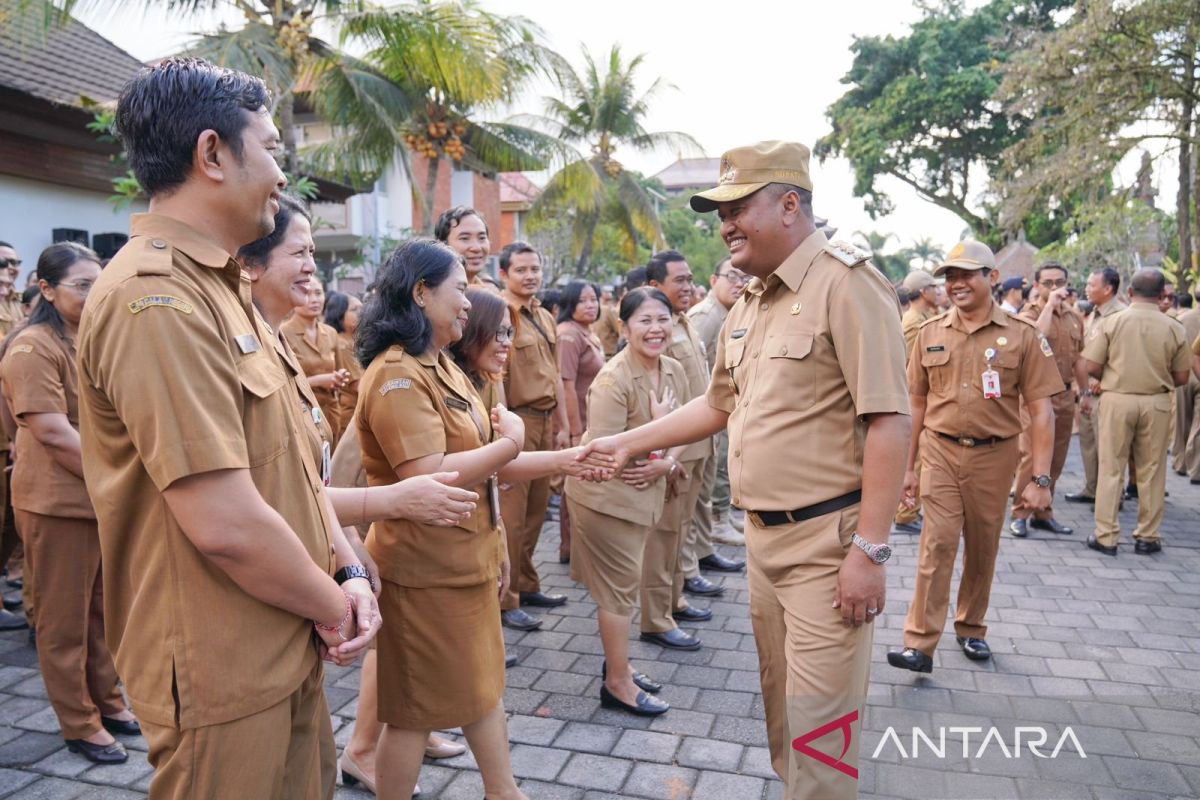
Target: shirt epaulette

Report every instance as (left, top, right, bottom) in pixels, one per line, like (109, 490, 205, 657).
(1009, 313, 1039, 330)
(824, 240, 870, 267)
(919, 310, 950, 329)
(134, 237, 174, 277)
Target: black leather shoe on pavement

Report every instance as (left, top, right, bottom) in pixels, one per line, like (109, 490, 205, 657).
(100, 717, 141, 737)
(639, 628, 701, 651)
(65, 738, 128, 764)
(1124, 484, 1138, 500)
(1063, 492, 1094, 504)
(683, 576, 725, 597)
(602, 663, 663, 694)
(599, 684, 669, 716)
(500, 608, 543, 631)
(1085, 535, 1118, 557)
(0, 610, 28, 631)
(1030, 518, 1073, 535)
(892, 520, 922, 534)
(672, 606, 713, 623)
(1009, 519, 1029, 538)
(2, 597, 20, 612)
(887, 648, 933, 673)
(505, 652, 518, 668)
(698, 553, 745, 573)
(520, 591, 567, 607)
(1134, 539, 1163, 555)
(956, 636, 992, 661)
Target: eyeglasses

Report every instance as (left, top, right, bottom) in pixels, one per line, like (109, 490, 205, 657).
(494, 325, 515, 343)
(717, 271, 750, 285)
(58, 280, 95, 294)
(1038, 278, 1068, 289)
(0, 258, 21, 269)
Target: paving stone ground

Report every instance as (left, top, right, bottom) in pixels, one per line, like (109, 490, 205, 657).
(0, 438, 1196, 799)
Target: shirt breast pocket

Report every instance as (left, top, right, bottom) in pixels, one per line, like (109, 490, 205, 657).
(236, 353, 290, 467)
(921, 349, 952, 393)
(724, 336, 747, 394)
(762, 332, 814, 410)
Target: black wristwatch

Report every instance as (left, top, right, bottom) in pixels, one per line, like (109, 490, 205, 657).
(1032, 474, 1052, 488)
(334, 564, 371, 585)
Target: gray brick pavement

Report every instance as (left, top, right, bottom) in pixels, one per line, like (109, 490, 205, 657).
(0, 440, 1196, 798)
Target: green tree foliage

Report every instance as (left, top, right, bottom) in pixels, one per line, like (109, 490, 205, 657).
(1037, 195, 1175, 280)
(852, 230, 913, 282)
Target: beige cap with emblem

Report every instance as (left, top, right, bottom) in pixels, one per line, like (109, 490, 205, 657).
(690, 141, 813, 213)
(932, 240, 996, 276)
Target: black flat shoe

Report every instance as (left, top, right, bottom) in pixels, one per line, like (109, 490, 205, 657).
(1030, 518, 1073, 535)
(1063, 492, 1094, 504)
(1009, 519, 1029, 538)
(66, 738, 128, 764)
(599, 684, 669, 717)
(640, 628, 701, 651)
(1085, 535, 1117, 557)
(519, 591, 567, 608)
(892, 520, 922, 535)
(956, 636, 991, 661)
(672, 606, 713, 623)
(101, 716, 141, 736)
(887, 647, 933, 673)
(698, 553, 745, 573)
(602, 662, 662, 694)
(683, 576, 725, 597)
(0, 610, 28, 631)
(1134, 539, 1162, 555)
(500, 608, 543, 631)
(5, 578, 21, 590)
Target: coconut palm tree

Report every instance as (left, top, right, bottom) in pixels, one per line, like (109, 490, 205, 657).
(519, 45, 702, 272)
(910, 236, 945, 269)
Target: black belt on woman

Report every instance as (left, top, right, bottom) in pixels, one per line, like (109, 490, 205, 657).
(747, 489, 862, 528)
(933, 431, 1011, 448)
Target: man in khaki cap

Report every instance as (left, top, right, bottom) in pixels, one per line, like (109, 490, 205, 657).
(888, 241, 1062, 674)
(1082, 269, 1192, 556)
(580, 140, 911, 800)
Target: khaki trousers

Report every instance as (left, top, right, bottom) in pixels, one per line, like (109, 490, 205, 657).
(1012, 389, 1076, 520)
(142, 659, 335, 800)
(893, 443, 922, 525)
(904, 432, 1019, 655)
(1095, 391, 1172, 546)
(747, 505, 872, 800)
(1078, 396, 1101, 497)
(17, 511, 124, 739)
(713, 430, 731, 515)
(640, 489, 688, 634)
(688, 451, 717, 570)
(1184, 387, 1200, 480)
(678, 458, 714, 583)
(1172, 382, 1197, 474)
(500, 411, 553, 610)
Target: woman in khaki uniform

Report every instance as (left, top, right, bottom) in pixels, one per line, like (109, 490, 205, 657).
(566, 288, 692, 717)
(326, 291, 364, 437)
(0, 243, 137, 763)
(281, 277, 349, 443)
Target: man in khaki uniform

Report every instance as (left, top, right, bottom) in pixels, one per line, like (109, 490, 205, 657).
(688, 256, 749, 547)
(582, 141, 911, 800)
(1009, 262, 1084, 537)
(592, 288, 622, 359)
(77, 58, 377, 800)
(498, 241, 571, 631)
(889, 241, 1062, 674)
(1171, 294, 1200, 477)
(0, 242, 27, 631)
(893, 269, 943, 534)
(1082, 269, 1192, 556)
(1066, 267, 1127, 503)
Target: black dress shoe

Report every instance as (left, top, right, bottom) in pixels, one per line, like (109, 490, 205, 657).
(1190, 478, 1200, 485)
(500, 608, 543, 631)
(100, 716, 141, 736)
(1124, 484, 1138, 499)
(505, 652, 518, 668)
(2, 597, 21, 611)
(639, 628, 701, 651)
(1134, 539, 1162, 555)
(698, 553, 745, 573)
(956, 636, 991, 661)
(1009, 519, 1029, 538)
(65, 738, 128, 764)
(0, 610, 28, 631)
(683, 576, 725, 597)
(519, 591, 567, 608)
(1064, 492, 1095, 504)
(602, 662, 663, 694)
(5, 578, 21, 590)
(1030, 518, 1073, 535)
(672, 606, 713, 623)
(1085, 535, 1117, 556)
(892, 520, 922, 534)
(887, 647, 933, 673)
(599, 684, 669, 716)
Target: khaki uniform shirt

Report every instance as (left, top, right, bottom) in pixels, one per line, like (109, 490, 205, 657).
(280, 316, 340, 424)
(667, 312, 712, 463)
(592, 304, 621, 358)
(567, 349, 687, 527)
(706, 232, 910, 511)
(77, 213, 336, 729)
(1177, 309, 1200, 385)
(1018, 300, 1084, 389)
(358, 346, 502, 588)
(1084, 297, 1128, 348)
(273, 326, 334, 469)
(902, 305, 937, 359)
(0, 303, 18, 338)
(910, 303, 1065, 438)
(557, 320, 604, 430)
(1082, 303, 1191, 395)
(687, 292, 729, 373)
(334, 330, 363, 431)
(503, 300, 559, 411)
(0, 324, 93, 518)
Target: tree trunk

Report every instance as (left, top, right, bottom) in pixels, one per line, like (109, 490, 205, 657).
(575, 207, 601, 274)
(1179, 63, 1194, 291)
(421, 155, 441, 235)
(280, 92, 297, 177)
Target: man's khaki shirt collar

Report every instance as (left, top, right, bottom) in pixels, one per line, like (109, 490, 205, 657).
(940, 300, 1010, 335)
(745, 229, 829, 297)
(130, 213, 235, 270)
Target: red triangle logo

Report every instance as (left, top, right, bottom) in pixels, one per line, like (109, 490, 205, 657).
(791, 708, 859, 780)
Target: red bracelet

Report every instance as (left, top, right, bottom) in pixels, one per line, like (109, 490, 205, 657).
(315, 594, 351, 642)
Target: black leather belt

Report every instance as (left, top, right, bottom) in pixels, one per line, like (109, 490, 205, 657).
(511, 405, 555, 418)
(934, 431, 1011, 448)
(748, 490, 862, 528)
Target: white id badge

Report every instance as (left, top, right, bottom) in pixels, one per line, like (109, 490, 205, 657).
(982, 369, 1001, 399)
(321, 440, 332, 486)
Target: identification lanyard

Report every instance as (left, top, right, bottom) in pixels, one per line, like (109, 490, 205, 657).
(982, 347, 1001, 399)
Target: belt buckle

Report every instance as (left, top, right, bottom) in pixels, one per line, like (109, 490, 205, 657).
(747, 511, 764, 528)
(958, 437, 975, 447)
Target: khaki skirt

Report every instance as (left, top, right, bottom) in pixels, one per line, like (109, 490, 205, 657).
(376, 579, 505, 730)
(568, 498, 652, 616)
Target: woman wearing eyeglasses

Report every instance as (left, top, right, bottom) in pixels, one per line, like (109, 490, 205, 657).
(0, 243, 137, 763)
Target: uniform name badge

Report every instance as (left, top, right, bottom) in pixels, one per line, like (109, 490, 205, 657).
(488, 476, 501, 528)
(982, 347, 1001, 399)
(321, 440, 332, 487)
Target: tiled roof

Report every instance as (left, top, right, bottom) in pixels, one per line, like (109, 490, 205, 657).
(0, 1, 144, 108)
(651, 157, 721, 190)
(499, 171, 540, 204)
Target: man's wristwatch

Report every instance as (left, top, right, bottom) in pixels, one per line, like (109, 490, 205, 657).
(334, 564, 371, 585)
(1032, 474, 1052, 488)
(851, 533, 892, 565)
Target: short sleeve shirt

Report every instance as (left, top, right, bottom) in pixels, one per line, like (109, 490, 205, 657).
(666, 313, 712, 463)
(1082, 304, 1191, 394)
(503, 300, 559, 410)
(0, 323, 93, 518)
(358, 345, 502, 587)
(1018, 301, 1084, 385)
(77, 214, 336, 730)
(901, 306, 937, 360)
(280, 316, 340, 423)
(909, 302, 1065, 438)
(687, 293, 729, 373)
(592, 304, 621, 358)
(556, 320, 604, 429)
(706, 231, 910, 511)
